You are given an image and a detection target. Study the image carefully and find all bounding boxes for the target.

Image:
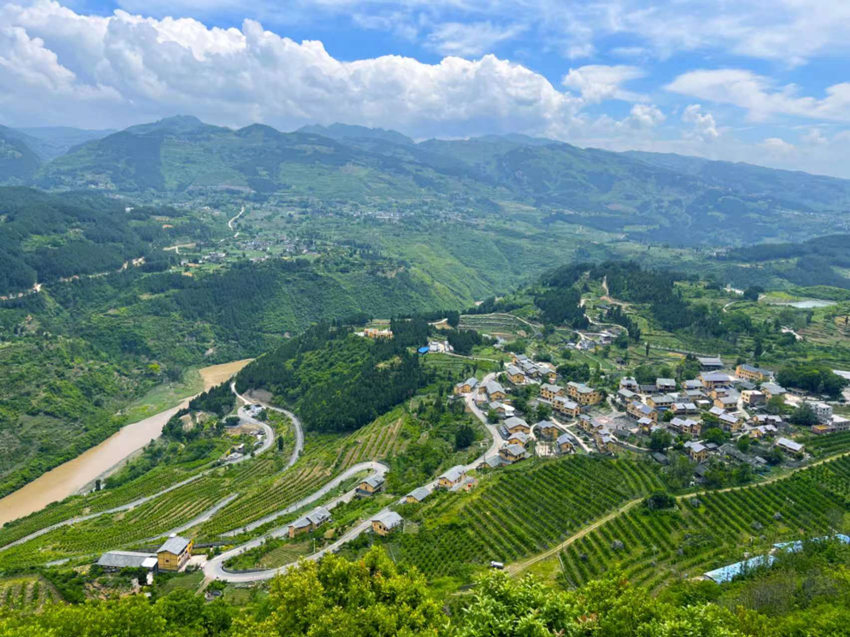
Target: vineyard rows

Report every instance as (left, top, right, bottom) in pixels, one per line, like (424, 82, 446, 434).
(392, 456, 663, 578)
(558, 455, 850, 590)
(0, 577, 57, 610)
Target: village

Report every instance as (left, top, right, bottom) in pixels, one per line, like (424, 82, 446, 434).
(454, 351, 850, 485)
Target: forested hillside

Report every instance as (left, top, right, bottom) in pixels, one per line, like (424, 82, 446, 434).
(5, 116, 846, 247)
(236, 323, 429, 433)
(0, 249, 465, 495)
(0, 188, 194, 294)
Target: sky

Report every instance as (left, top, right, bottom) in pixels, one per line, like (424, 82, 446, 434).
(1, 0, 849, 177)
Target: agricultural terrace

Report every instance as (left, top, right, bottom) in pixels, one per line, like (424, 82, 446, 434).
(459, 313, 536, 340)
(381, 455, 662, 580)
(0, 576, 58, 611)
(553, 455, 850, 591)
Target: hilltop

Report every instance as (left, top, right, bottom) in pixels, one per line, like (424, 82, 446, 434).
(1, 116, 848, 246)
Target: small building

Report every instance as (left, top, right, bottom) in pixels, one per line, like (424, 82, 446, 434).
(553, 396, 581, 418)
(507, 431, 531, 446)
(556, 432, 575, 453)
(489, 401, 515, 419)
(288, 506, 332, 538)
(671, 402, 699, 415)
(683, 379, 703, 390)
(620, 377, 639, 391)
(372, 511, 403, 536)
(97, 551, 158, 573)
(503, 416, 531, 435)
(776, 437, 804, 455)
(719, 412, 744, 433)
(714, 395, 739, 411)
(700, 372, 735, 390)
(647, 394, 675, 410)
(482, 380, 507, 402)
(437, 465, 466, 489)
(157, 536, 193, 572)
(454, 377, 478, 395)
(628, 401, 657, 422)
(697, 357, 725, 371)
(761, 382, 787, 401)
(566, 382, 602, 406)
(656, 378, 677, 392)
(534, 420, 561, 440)
(736, 364, 772, 382)
(617, 388, 637, 405)
(404, 486, 432, 504)
(505, 364, 526, 385)
(539, 383, 564, 401)
(499, 443, 527, 464)
(807, 402, 833, 424)
(684, 440, 709, 463)
(741, 390, 765, 407)
(356, 474, 385, 497)
(669, 417, 701, 436)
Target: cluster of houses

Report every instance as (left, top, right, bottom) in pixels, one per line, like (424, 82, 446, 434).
(617, 359, 829, 467)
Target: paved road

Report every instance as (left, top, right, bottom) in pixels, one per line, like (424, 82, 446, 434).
(206, 373, 504, 583)
(233, 382, 303, 468)
(203, 462, 389, 582)
(0, 384, 278, 554)
(220, 461, 387, 537)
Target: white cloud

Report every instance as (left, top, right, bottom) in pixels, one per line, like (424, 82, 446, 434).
(623, 103, 664, 129)
(667, 69, 850, 123)
(681, 104, 719, 141)
(760, 137, 794, 155)
(426, 21, 525, 57)
(0, 1, 588, 137)
(561, 64, 645, 103)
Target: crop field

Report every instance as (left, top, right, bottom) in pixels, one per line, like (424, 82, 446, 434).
(388, 456, 662, 579)
(0, 476, 232, 570)
(0, 576, 58, 611)
(804, 432, 850, 457)
(459, 313, 533, 339)
(198, 407, 413, 539)
(557, 455, 850, 591)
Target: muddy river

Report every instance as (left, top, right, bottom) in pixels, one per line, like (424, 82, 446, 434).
(0, 359, 251, 527)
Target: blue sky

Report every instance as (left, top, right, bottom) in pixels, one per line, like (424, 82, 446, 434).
(2, 0, 849, 177)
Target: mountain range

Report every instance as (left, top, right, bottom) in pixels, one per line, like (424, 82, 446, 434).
(2, 115, 850, 246)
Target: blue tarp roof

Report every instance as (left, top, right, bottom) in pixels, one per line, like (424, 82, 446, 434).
(704, 555, 776, 584)
(417, 346, 429, 354)
(774, 534, 850, 554)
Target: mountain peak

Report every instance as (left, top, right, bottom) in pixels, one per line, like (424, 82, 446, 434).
(299, 123, 414, 146)
(125, 115, 208, 136)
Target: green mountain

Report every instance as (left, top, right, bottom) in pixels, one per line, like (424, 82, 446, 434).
(16, 116, 850, 246)
(0, 127, 41, 185)
(0, 187, 186, 293)
(16, 126, 114, 161)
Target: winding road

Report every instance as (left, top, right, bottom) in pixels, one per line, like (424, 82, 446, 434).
(204, 372, 504, 583)
(0, 384, 278, 554)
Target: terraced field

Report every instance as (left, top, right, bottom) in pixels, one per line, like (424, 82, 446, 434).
(0, 576, 58, 610)
(459, 313, 534, 339)
(557, 455, 850, 591)
(197, 408, 413, 539)
(389, 455, 663, 578)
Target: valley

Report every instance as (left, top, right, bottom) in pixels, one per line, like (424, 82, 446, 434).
(1, 119, 850, 635)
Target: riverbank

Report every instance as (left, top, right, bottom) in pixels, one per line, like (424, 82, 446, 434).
(0, 359, 252, 527)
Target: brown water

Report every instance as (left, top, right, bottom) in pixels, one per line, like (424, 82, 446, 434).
(0, 359, 252, 527)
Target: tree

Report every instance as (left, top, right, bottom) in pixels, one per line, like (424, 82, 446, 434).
(536, 402, 552, 421)
(743, 286, 764, 301)
(789, 402, 819, 427)
(765, 396, 787, 415)
(231, 547, 444, 636)
(644, 491, 676, 510)
(455, 424, 475, 450)
(703, 427, 727, 445)
(276, 435, 284, 452)
(486, 409, 498, 424)
(649, 428, 673, 452)
(736, 435, 751, 453)
(753, 338, 764, 359)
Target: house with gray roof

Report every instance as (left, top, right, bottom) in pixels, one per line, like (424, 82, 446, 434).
(97, 551, 158, 572)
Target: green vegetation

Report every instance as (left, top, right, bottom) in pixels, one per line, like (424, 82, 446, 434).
(555, 455, 850, 591)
